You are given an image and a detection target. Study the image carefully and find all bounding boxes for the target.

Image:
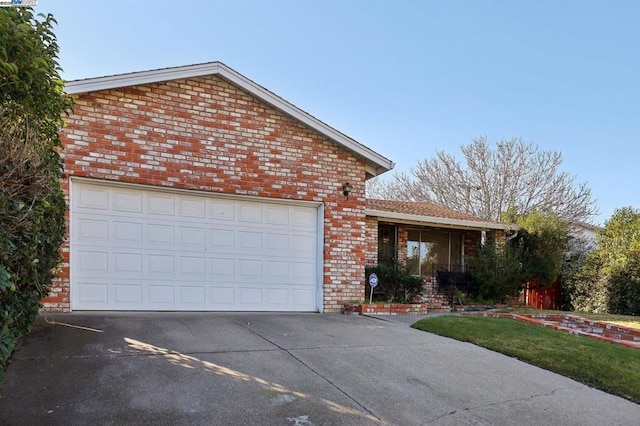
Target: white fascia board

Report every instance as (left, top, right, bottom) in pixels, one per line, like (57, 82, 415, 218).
(64, 62, 395, 176)
(366, 209, 519, 231)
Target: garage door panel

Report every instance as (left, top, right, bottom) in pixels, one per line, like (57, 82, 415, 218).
(147, 255, 175, 275)
(178, 226, 206, 248)
(113, 252, 143, 274)
(237, 230, 263, 252)
(238, 259, 262, 278)
(238, 287, 262, 306)
(292, 262, 316, 283)
(266, 233, 289, 252)
(113, 190, 143, 213)
(147, 193, 176, 216)
(293, 288, 316, 309)
(265, 288, 288, 306)
(114, 221, 143, 245)
(293, 208, 316, 228)
(210, 287, 235, 306)
(179, 256, 206, 277)
(148, 224, 175, 245)
(210, 257, 235, 280)
(210, 229, 235, 250)
(238, 203, 262, 223)
(291, 234, 315, 255)
(76, 250, 109, 275)
(209, 199, 235, 221)
(265, 205, 290, 225)
(76, 186, 109, 210)
(148, 285, 175, 304)
(179, 197, 206, 218)
(114, 284, 142, 304)
(76, 281, 109, 305)
(265, 260, 289, 280)
(77, 218, 109, 243)
(179, 286, 206, 305)
(71, 181, 320, 311)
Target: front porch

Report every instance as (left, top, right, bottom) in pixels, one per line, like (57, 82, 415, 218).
(365, 199, 513, 307)
(367, 220, 488, 304)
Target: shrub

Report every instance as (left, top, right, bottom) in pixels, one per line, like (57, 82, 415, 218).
(364, 264, 425, 303)
(606, 256, 640, 315)
(0, 7, 71, 382)
(564, 208, 640, 315)
(468, 242, 527, 303)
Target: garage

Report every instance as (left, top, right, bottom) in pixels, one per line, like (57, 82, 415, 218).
(70, 180, 321, 311)
(45, 62, 395, 313)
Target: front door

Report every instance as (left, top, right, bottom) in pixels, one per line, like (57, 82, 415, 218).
(378, 224, 397, 268)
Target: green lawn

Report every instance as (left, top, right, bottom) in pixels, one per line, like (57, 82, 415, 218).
(411, 314, 640, 404)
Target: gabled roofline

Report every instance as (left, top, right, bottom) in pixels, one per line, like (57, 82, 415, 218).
(366, 209, 519, 231)
(64, 61, 395, 178)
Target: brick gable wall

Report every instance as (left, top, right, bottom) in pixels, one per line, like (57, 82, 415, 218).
(46, 75, 367, 312)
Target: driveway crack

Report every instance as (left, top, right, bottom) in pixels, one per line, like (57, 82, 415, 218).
(234, 319, 384, 423)
(422, 386, 581, 424)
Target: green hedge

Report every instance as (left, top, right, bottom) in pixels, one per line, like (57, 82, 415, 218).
(1, 7, 71, 382)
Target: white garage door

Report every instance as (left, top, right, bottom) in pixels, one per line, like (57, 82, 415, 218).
(70, 180, 321, 311)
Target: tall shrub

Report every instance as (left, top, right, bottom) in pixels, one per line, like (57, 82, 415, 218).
(0, 7, 71, 380)
(566, 208, 640, 314)
(469, 241, 527, 302)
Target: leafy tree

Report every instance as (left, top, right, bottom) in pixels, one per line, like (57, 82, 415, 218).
(366, 137, 597, 224)
(469, 210, 570, 302)
(0, 7, 71, 380)
(512, 209, 570, 286)
(566, 207, 640, 314)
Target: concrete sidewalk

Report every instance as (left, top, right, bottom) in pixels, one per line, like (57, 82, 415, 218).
(1, 312, 638, 425)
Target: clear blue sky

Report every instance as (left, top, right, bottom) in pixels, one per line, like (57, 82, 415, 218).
(36, 0, 640, 225)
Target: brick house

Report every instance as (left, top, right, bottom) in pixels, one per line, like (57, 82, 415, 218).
(45, 62, 394, 313)
(365, 199, 513, 295)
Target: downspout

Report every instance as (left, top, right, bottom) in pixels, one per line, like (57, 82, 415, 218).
(506, 230, 519, 241)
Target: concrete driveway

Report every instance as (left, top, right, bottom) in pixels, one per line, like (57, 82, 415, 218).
(1, 313, 638, 425)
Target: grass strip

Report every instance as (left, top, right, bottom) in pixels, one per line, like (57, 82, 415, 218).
(411, 315, 640, 404)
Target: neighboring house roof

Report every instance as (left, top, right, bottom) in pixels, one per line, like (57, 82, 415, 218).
(366, 199, 517, 231)
(64, 61, 395, 178)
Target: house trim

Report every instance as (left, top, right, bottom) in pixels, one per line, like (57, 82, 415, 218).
(366, 209, 518, 231)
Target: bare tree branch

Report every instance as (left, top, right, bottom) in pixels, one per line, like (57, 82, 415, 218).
(365, 136, 598, 223)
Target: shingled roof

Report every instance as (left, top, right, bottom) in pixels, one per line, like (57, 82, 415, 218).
(366, 199, 516, 231)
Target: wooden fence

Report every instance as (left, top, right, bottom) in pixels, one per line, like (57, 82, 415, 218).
(523, 278, 561, 310)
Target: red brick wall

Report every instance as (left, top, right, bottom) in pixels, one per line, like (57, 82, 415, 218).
(463, 230, 481, 259)
(46, 75, 368, 312)
(365, 216, 378, 266)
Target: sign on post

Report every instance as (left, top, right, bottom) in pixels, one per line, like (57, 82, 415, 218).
(368, 273, 378, 304)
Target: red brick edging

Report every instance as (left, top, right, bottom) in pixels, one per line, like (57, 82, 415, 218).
(471, 312, 640, 350)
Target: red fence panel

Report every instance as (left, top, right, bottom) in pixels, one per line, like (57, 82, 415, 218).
(523, 278, 561, 310)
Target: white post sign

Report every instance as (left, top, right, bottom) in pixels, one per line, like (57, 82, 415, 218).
(368, 273, 378, 304)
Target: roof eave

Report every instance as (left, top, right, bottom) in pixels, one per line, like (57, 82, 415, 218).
(64, 62, 395, 176)
(366, 209, 519, 231)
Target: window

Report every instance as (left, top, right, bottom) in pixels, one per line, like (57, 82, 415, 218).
(406, 229, 463, 276)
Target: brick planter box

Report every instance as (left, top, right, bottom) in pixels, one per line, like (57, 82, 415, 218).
(343, 302, 451, 316)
